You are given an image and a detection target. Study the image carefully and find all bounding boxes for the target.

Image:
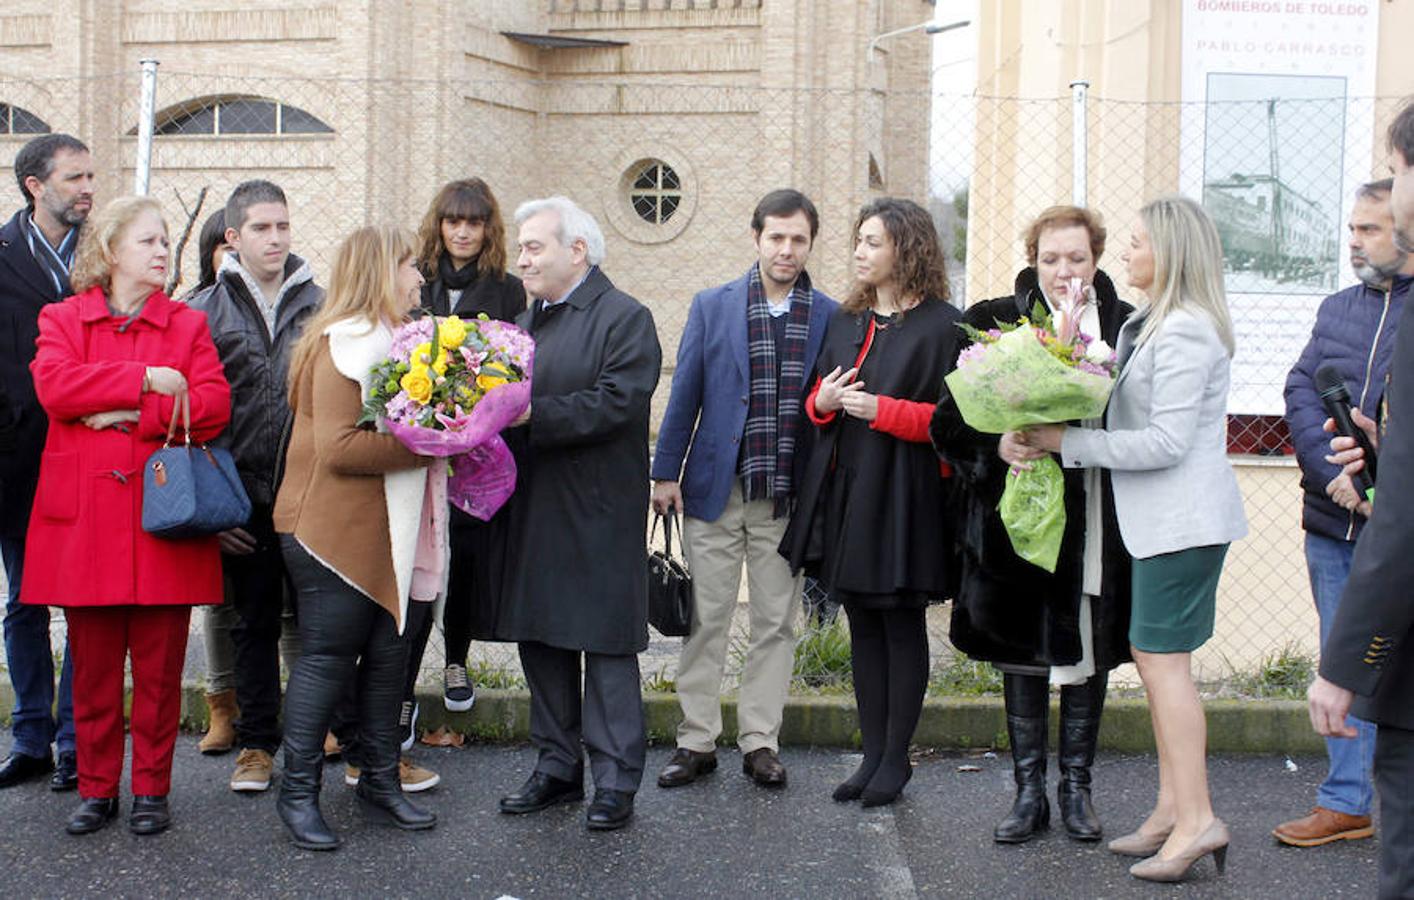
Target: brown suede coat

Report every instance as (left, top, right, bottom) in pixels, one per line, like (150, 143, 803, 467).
(273, 335, 427, 629)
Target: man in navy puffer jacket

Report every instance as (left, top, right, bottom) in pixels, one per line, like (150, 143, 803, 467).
(1278, 178, 1414, 848)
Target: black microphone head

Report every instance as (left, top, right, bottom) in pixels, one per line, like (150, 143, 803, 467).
(1315, 364, 1352, 402)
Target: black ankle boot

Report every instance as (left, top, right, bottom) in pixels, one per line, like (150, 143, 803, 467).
(277, 746, 339, 851)
(129, 795, 171, 835)
(1057, 672, 1107, 841)
(356, 766, 436, 831)
(994, 674, 1049, 844)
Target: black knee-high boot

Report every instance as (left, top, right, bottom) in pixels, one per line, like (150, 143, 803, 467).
(1057, 670, 1108, 840)
(278, 653, 353, 851)
(994, 672, 1050, 843)
(861, 608, 928, 807)
(353, 625, 435, 831)
(834, 607, 887, 802)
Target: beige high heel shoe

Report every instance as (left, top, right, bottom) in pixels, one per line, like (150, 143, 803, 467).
(1129, 818, 1230, 883)
(1108, 823, 1173, 857)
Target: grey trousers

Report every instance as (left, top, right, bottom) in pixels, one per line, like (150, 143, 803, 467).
(1376, 723, 1414, 900)
(518, 641, 646, 793)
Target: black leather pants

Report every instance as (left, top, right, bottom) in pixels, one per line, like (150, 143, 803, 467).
(279, 537, 405, 795)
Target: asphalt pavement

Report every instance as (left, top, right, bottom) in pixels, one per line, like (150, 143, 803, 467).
(0, 736, 1379, 899)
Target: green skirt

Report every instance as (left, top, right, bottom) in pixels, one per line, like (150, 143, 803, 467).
(1129, 544, 1229, 653)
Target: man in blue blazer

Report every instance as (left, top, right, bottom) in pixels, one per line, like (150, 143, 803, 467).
(650, 189, 835, 789)
(0, 134, 94, 791)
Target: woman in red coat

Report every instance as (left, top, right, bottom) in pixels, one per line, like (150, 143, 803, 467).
(23, 195, 231, 837)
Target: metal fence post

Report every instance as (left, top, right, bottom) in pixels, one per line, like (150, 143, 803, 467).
(1070, 79, 1089, 206)
(134, 59, 160, 195)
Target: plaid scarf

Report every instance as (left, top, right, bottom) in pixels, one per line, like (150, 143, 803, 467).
(741, 263, 813, 516)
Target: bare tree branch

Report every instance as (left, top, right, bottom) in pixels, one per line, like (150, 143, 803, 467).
(165, 185, 210, 298)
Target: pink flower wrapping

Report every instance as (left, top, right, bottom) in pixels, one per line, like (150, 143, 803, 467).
(369, 316, 535, 521)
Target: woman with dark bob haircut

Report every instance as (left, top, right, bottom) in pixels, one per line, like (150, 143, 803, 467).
(408, 179, 526, 725)
(784, 197, 961, 807)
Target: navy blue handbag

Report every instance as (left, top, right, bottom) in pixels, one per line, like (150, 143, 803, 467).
(142, 390, 251, 539)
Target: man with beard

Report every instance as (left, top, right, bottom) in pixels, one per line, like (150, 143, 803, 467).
(0, 134, 94, 790)
(1279, 178, 1412, 848)
(1310, 98, 1414, 898)
(650, 189, 835, 790)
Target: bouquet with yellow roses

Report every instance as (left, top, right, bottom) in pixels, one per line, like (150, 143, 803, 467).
(360, 314, 534, 520)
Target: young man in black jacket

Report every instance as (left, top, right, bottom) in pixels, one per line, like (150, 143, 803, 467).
(190, 180, 323, 794)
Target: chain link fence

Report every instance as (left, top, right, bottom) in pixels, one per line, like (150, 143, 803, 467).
(2, 68, 1406, 697)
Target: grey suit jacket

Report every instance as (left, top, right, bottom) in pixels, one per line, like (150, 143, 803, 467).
(1060, 308, 1248, 559)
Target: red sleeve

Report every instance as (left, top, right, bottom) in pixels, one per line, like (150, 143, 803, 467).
(31, 305, 145, 422)
(871, 396, 953, 477)
(137, 312, 232, 443)
(805, 376, 837, 426)
(869, 396, 934, 443)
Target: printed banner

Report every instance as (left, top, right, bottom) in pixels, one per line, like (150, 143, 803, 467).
(1180, 0, 1382, 414)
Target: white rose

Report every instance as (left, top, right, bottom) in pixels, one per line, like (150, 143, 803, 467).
(1084, 339, 1113, 364)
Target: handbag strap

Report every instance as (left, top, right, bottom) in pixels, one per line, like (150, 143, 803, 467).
(651, 510, 682, 558)
(162, 388, 192, 448)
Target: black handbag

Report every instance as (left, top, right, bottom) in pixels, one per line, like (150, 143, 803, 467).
(647, 511, 693, 637)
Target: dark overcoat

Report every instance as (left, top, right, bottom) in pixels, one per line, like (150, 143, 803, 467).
(930, 267, 1133, 670)
(497, 267, 662, 654)
(1322, 287, 1414, 730)
(0, 208, 67, 539)
(783, 296, 961, 598)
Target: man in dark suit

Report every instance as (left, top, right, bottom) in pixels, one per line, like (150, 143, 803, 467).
(1310, 97, 1414, 899)
(0, 133, 94, 790)
(497, 196, 661, 831)
(649, 189, 835, 790)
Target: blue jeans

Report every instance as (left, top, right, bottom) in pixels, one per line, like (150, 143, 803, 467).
(0, 536, 75, 757)
(1306, 532, 1377, 816)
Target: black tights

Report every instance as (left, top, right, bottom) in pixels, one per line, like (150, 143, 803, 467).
(843, 605, 929, 796)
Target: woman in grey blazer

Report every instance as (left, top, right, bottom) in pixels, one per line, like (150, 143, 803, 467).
(1023, 195, 1247, 883)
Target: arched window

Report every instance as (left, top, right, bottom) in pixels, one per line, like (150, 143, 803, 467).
(139, 96, 333, 136)
(1, 102, 50, 135)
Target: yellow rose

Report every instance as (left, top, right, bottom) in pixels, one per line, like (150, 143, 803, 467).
(438, 315, 467, 349)
(400, 367, 434, 404)
(476, 361, 513, 393)
(411, 341, 448, 376)
(476, 372, 509, 392)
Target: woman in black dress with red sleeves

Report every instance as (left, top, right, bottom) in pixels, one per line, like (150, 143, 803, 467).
(784, 198, 961, 807)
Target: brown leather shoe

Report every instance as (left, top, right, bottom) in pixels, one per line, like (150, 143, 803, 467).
(1273, 806, 1374, 847)
(657, 748, 718, 788)
(742, 748, 787, 787)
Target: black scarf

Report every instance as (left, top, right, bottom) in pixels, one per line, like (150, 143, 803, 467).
(431, 253, 480, 315)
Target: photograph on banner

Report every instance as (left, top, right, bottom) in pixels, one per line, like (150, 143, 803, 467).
(1179, 0, 1381, 416)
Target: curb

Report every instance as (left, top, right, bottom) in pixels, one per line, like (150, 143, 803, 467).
(204, 686, 1323, 755)
(0, 683, 1323, 755)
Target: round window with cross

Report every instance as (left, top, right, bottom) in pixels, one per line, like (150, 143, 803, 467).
(628, 160, 682, 224)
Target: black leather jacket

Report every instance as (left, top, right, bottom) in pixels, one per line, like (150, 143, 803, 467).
(189, 254, 323, 509)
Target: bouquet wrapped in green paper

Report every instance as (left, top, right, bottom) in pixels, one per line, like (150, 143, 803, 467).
(943, 288, 1117, 572)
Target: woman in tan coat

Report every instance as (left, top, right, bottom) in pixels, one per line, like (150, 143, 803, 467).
(272, 225, 442, 851)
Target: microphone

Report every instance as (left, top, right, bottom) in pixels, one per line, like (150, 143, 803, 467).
(1314, 364, 1377, 498)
